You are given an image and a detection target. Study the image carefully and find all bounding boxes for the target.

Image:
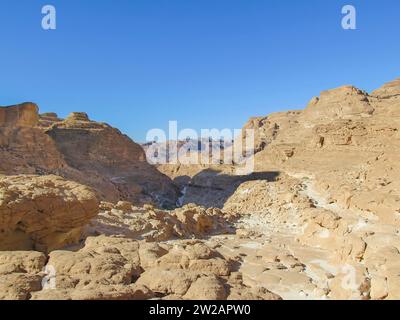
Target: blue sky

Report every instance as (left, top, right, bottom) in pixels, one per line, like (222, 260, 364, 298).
(0, 0, 399, 142)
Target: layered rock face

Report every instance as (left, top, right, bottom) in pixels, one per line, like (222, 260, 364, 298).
(0, 104, 178, 207)
(45, 112, 178, 207)
(0, 103, 39, 127)
(371, 78, 400, 98)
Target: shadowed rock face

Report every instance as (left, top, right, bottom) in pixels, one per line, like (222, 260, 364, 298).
(0, 106, 179, 207)
(45, 112, 179, 207)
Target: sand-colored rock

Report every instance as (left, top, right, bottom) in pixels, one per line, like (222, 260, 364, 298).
(45, 112, 179, 207)
(19, 235, 280, 300)
(38, 112, 62, 128)
(136, 268, 198, 296)
(155, 77, 400, 300)
(31, 284, 154, 300)
(0, 251, 47, 275)
(85, 203, 234, 241)
(0, 105, 179, 207)
(0, 273, 43, 300)
(0, 175, 99, 252)
(0, 103, 39, 127)
(47, 236, 143, 288)
(304, 86, 374, 120)
(371, 78, 400, 98)
(0, 251, 47, 300)
(183, 275, 227, 300)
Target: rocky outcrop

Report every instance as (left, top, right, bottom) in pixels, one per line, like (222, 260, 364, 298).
(0, 103, 39, 127)
(0, 105, 179, 207)
(38, 112, 62, 128)
(85, 203, 236, 241)
(21, 236, 281, 300)
(0, 251, 46, 300)
(45, 112, 179, 207)
(371, 78, 400, 98)
(226, 80, 400, 223)
(304, 86, 374, 120)
(0, 175, 99, 252)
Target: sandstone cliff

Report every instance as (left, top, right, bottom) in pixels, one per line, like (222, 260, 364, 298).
(0, 104, 179, 207)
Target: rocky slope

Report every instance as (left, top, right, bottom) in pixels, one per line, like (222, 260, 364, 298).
(0, 200, 280, 300)
(0, 104, 178, 207)
(153, 78, 400, 299)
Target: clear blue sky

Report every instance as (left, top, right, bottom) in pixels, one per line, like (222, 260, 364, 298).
(1, 0, 399, 142)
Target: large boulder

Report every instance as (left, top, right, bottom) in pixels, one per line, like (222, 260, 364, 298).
(0, 251, 47, 300)
(0, 175, 99, 252)
(85, 203, 233, 241)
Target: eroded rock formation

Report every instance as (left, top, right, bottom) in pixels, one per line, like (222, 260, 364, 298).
(0, 175, 99, 252)
(0, 105, 179, 207)
(0, 102, 39, 127)
(85, 203, 236, 241)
